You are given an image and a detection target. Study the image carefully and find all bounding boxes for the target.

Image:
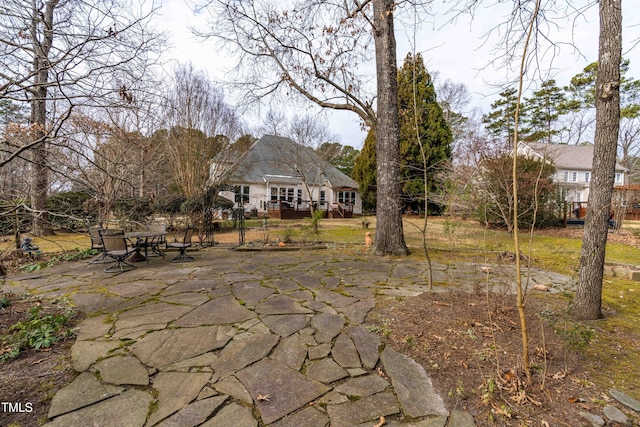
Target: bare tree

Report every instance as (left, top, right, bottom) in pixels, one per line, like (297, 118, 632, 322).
(162, 63, 244, 199)
(196, 0, 409, 255)
(574, 0, 622, 320)
(0, 0, 165, 235)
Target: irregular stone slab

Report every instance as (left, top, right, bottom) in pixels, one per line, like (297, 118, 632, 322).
(236, 358, 331, 425)
(232, 281, 276, 306)
(380, 347, 447, 418)
(255, 295, 313, 315)
(338, 299, 376, 325)
(70, 292, 126, 314)
(132, 325, 234, 369)
(332, 333, 361, 369)
(71, 340, 122, 372)
(107, 280, 167, 298)
(319, 391, 349, 405)
(288, 290, 314, 302)
(385, 416, 448, 427)
(306, 358, 349, 384)
(448, 410, 477, 427)
(48, 372, 125, 418)
(44, 389, 152, 427)
(334, 375, 390, 397)
(610, 389, 640, 412)
(167, 352, 218, 371)
(211, 333, 280, 381)
(214, 376, 253, 404)
(392, 263, 425, 278)
(579, 411, 605, 426)
(156, 396, 227, 427)
(201, 402, 257, 427)
(271, 279, 300, 293)
(308, 343, 332, 360)
(115, 302, 193, 330)
(346, 326, 381, 370)
(147, 371, 212, 426)
(310, 313, 344, 344)
(174, 295, 256, 327)
(161, 292, 211, 306)
(315, 290, 356, 308)
(270, 334, 308, 371)
(326, 391, 399, 427)
(269, 406, 329, 427)
(603, 405, 631, 425)
(94, 355, 149, 385)
(75, 315, 113, 341)
(261, 314, 309, 337)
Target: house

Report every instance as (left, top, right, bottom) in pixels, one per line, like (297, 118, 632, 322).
(518, 142, 627, 216)
(210, 135, 362, 219)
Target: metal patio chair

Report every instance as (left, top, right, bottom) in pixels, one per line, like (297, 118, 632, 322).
(167, 228, 195, 262)
(102, 233, 136, 273)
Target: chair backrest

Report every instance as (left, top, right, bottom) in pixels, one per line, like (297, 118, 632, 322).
(102, 235, 129, 252)
(100, 229, 124, 237)
(183, 228, 194, 244)
(89, 227, 103, 249)
(147, 224, 166, 234)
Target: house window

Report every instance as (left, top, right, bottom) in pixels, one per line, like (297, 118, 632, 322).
(563, 171, 569, 182)
(615, 173, 623, 184)
(338, 191, 356, 204)
(576, 191, 581, 202)
(234, 185, 250, 204)
(270, 187, 278, 201)
(297, 189, 302, 204)
(287, 188, 294, 202)
(571, 171, 578, 182)
(584, 172, 590, 183)
(320, 190, 326, 205)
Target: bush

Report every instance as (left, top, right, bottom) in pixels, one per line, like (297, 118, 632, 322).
(46, 191, 96, 231)
(113, 197, 154, 225)
(0, 201, 31, 236)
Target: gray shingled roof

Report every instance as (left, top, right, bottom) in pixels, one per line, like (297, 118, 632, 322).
(524, 142, 626, 172)
(224, 135, 359, 189)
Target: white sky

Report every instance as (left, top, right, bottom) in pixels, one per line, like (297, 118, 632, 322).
(154, 0, 640, 149)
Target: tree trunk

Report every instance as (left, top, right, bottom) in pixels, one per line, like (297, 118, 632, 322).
(29, 0, 57, 236)
(574, 0, 621, 320)
(372, 0, 408, 256)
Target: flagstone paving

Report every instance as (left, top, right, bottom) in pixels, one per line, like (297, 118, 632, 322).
(2, 246, 578, 426)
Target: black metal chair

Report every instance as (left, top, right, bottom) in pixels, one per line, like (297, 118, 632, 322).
(144, 223, 167, 257)
(167, 228, 195, 262)
(102, 234, 137, 273)
(88, 227, 108, 264)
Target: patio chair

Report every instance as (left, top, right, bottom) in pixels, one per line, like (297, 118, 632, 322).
(88, 227, 108, 264)
(144, 223, 167, 257)
(167, 228, 195, 262)
(102, 234, 137, 273)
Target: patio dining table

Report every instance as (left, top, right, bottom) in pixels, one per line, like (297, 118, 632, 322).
(124, 231, 167, 262)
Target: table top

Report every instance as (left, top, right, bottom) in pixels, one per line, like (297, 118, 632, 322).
(125, 231, 167, 239)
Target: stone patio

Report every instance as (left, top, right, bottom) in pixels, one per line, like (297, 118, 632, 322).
(2, 246, 577, 426)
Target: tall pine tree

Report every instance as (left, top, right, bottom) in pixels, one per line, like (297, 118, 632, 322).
(354, 53, 452, 214)
(397, 53, 452, 214)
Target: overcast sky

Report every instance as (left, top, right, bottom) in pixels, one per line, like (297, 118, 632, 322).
(154, 0, 640, 149)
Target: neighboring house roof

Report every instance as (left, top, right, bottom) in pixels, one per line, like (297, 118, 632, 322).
(522, 142, 627, 172)
(219, 135, 359, 189)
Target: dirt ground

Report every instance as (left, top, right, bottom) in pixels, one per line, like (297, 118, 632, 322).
(368, 289, 637, 427)
(0, 294, 80, 427)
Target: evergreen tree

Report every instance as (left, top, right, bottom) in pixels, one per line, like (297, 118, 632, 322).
(352, 130, 377, 212)
(523, 79, 567, 144)
(482, 87, 522, 143)
(397, 52, 452, 214)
